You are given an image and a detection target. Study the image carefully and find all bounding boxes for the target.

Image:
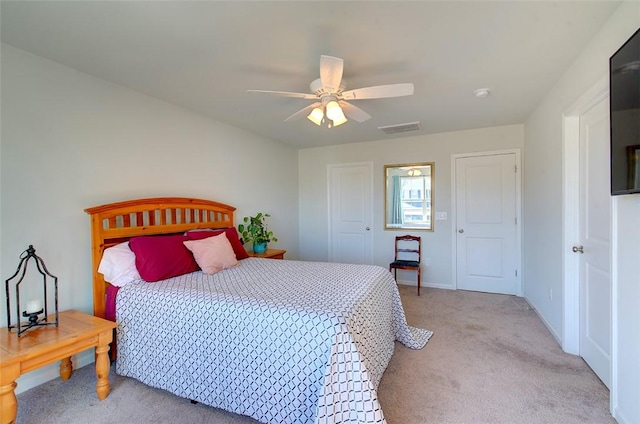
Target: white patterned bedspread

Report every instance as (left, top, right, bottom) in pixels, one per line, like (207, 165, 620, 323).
(116, 258, 432, 424)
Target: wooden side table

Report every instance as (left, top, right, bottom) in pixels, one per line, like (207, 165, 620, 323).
(0, 310, 117, 424)
(247, 248, 287, 260)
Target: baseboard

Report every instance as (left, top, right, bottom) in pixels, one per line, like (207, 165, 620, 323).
(523, 296, 564, 350)
(396, 280, 456, 290)
(423, 283, 456, 290)
(613, 406, 631, 424)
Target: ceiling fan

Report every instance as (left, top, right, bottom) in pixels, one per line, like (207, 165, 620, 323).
(247, 55, 414, 128)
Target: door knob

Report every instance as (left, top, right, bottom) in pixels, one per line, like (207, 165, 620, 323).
(366, 227, 370, 231)
(458, 229, 464, 233)
(572, 245, 584, 253)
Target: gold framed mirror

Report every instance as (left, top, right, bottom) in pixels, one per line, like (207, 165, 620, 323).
(384, 162, 434, 231)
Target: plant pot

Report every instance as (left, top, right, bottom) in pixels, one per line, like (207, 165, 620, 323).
(253, 242, 267, 254)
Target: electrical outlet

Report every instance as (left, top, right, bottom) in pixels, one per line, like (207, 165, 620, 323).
(423, 258, 431, 266)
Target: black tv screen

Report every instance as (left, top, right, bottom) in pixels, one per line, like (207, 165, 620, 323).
(610, 27, 640, 195)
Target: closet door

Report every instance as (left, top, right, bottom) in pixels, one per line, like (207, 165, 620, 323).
(328, 162, 373, 264)
(454, 152, 520, 295)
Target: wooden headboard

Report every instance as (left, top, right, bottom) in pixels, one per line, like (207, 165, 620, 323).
(84, 197, 236, 319)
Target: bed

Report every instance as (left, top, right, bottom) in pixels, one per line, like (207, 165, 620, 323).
(85, 197, 432, 424)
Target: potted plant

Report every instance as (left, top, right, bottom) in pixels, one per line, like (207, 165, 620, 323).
(238, 212, 278, 254)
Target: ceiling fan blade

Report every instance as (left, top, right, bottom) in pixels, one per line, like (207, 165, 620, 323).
(339, 101, 372, 123)
(320, 55, 344, 93)
(284, 102, 322, 122)
(341, 83, 414, 100)
(246, 89, 317, 100)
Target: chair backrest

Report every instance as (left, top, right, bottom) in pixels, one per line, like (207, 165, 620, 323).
(394, 235, 421, 262)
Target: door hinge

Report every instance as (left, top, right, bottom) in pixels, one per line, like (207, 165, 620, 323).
(515, 165, 518, 173)
(515, 270, 518, 277)
(515, 217, 517, 225)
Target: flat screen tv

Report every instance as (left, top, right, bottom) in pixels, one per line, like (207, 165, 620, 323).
(610, 27, 640, 195)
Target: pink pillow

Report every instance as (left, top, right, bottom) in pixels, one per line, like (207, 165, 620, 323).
(129, 234, 199, 282)
(186, 227, 249, 260)
(183, 232, 239, 275)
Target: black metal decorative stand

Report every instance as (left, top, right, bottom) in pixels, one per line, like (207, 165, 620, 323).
(5, 245, 59, 336)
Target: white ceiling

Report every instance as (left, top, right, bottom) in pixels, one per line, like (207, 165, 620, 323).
(0, 1, 620, 149)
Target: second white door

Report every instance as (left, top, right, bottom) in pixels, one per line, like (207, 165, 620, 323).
(454, 152, 520, 295)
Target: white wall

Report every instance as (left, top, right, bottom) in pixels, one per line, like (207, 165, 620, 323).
(523, 2, 639, 422)
(0, 44, 299, 392)
(298, 125, 524, 289)
(612, 195, 640, 424)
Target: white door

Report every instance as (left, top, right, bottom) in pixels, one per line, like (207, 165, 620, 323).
(328, 163, 373, 264)
(577, 98, 611, 388)
(454, 152, 520, 295)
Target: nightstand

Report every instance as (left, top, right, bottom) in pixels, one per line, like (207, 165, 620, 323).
(247, 249, 287, 260)
(0, 310, 117, 424)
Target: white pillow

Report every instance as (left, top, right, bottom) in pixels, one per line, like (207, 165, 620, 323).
(183, 232, 239, 275)
(98, 242, 141, 287)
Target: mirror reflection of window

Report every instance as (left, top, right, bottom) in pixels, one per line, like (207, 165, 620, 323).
(385, 163, 434, 231)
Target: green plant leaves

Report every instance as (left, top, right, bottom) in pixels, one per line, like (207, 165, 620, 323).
(237, 212, 278, 245)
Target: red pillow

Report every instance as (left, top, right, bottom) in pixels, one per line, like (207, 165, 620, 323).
(105, 284, 120, 322)
(129, 234, 199, 282)
(186, 227, 249, 260)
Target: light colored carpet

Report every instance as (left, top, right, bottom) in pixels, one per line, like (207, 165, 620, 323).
(16, 286, 613, 424)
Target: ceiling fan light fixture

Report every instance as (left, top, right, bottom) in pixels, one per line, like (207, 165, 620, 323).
(307, 107, 324, 125)
(332, 115, 348, 127)
(325, 100, 345, 121)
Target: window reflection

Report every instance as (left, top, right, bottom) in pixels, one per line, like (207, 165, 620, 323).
(385, 163, 434, 230)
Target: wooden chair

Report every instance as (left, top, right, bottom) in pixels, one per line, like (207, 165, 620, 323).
(389, 235, 422, 295)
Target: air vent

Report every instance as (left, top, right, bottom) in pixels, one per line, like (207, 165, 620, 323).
(378, 121, 422, 135)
